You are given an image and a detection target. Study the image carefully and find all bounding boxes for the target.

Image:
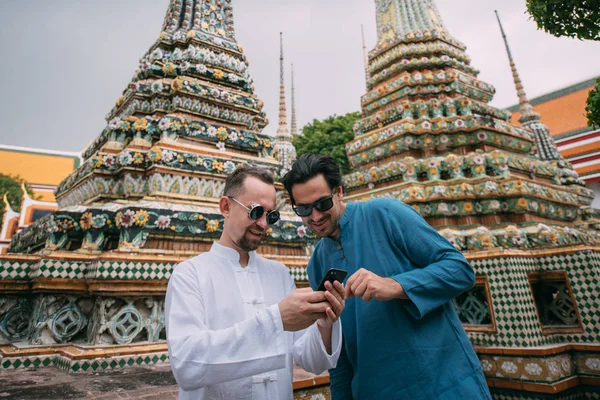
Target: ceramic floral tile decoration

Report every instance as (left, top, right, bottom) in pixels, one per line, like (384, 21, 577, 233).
(0, 0, 311, 375)
(341, 0, 600, 397)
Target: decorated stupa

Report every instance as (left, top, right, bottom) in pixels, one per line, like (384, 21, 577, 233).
(343, 0, 600, 397)
(273, 33, 297, 174)
(0, 0, 313, 377)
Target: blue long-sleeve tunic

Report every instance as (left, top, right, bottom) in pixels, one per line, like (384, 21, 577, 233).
(308, 198, 491, 399)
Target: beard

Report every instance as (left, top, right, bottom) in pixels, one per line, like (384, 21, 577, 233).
(306, 216, 331, 237)
(235, 227, 266, 252)
(308, 215, 337, 238)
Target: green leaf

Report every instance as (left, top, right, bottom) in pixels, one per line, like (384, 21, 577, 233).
(177, 213, 189, 221)
(585, 82, 600, 128)
(293, 112, 361, 174)
(526, 0, 600, 41)
(0, 174, 38, 227)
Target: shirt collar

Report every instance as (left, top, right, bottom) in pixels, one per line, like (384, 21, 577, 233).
(339, 201, 356, 228)
(210, 241, 258, 266)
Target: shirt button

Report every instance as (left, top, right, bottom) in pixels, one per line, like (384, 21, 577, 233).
(252, 298, 258, 305)
(337, 246, 342, 251)
(341, 254, 345, 260)
(263, 376, 270, 383)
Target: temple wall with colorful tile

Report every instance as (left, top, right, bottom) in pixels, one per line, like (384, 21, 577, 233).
(1, 0, 599, 398)
(0, 2, 316, 395)
(507, 77, 600, 207)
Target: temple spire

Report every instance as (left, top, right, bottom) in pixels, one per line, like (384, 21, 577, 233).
(375, 0, 447, 42)
(361, 25, 369, 90)
(161, 0, 236, 40)
(276, 32, 290, 140)
(290, 63, 299, 136)
(495, 10, 563, 161)
(273, 32, 296, 174)
(495, 10, 538, 124)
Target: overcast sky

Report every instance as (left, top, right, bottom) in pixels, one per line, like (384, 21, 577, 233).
(1, 0, 599, 153)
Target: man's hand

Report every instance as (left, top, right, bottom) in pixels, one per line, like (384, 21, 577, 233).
(345, 268, 408, 302)
(278, 288, 330, 331)
(316, 281, 345, 354)
(316, 280, 346, 329)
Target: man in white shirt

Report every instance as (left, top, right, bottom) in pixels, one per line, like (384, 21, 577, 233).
(165, 165, 345, 399)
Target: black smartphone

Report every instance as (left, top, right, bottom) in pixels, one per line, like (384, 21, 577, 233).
(316, 268, 348, 291)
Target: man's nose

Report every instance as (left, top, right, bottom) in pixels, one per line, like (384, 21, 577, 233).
(256, 213, 268, 229)
(311, 207, 324, 220)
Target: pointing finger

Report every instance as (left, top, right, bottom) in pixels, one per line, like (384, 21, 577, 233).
(346, 270, 362, 298)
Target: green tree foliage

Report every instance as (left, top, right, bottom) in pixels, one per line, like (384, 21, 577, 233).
(293, 112, 361, 174)
(526, 0, 600, 41)
(0, 174, 36, 226)
(586, 78, 600, 128)
(526, 0, 600, 128)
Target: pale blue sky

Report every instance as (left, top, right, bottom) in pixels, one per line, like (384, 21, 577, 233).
(0, 0, 598, 153)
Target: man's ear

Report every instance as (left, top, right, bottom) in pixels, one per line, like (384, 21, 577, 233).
(219, 196, 230, 218)
(335, 185, 344, 200)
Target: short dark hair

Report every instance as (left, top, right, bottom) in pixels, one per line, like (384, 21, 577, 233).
(223, 165, 274, 197)
(282, 154, 342, 204)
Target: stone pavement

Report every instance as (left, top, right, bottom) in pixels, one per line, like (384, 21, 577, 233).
(0, 364, 179, 399)
(0, 364, 329, 399)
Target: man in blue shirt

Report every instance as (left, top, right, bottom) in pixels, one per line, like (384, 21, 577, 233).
(282, 154, 491, 399)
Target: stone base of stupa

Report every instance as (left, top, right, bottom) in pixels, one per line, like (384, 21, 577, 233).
(463, 246, 600, 397)
(477, 344, 600, 397)
(0, 248, 310, 363)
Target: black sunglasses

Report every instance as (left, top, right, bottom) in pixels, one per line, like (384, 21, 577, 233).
(292, 192, 336, 217)
(228, 197, 280, 225)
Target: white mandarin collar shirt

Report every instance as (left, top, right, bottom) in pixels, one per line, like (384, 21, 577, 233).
(165, 242, 342, 400)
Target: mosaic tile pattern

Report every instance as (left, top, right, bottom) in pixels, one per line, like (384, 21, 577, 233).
(468, 250, 600, 348)
(86, 261, 175, 280)
(0, 256, 308, 284)
(480, 353, 575, 383)
(352, 10, 599, 396)
(56, 352, 169, 373)
(1, 355, 55, 370)
(30, 259, 89, 280)
(468, 256, 541, 347)
(0, 259, 33, 280)
(1, 2, 598, 400)
(0, 352, 169, 373)
(491, 389, 600, 400)
(539, 251, 600, 344)
(83, 261, 308, 282)
(574, 352, 600, 377)
(289, 266, 309, 282)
